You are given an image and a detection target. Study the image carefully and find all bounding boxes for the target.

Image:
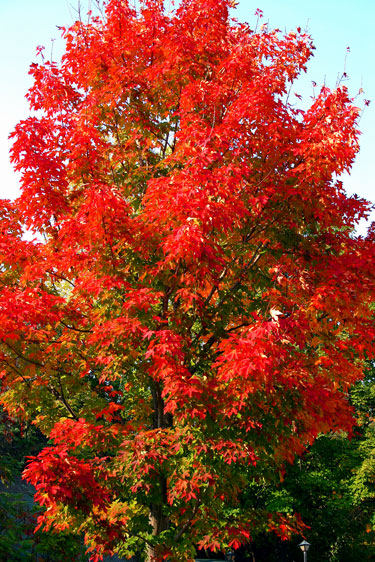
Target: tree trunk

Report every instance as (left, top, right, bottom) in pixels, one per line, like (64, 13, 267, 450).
(146, 542, 158, 562)
(146, 382, 172, 561)
(151, 381, 173, 430)
(146, 502, 170, 562)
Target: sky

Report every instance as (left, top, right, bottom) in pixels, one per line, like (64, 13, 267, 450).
(0, 0, 374, 228)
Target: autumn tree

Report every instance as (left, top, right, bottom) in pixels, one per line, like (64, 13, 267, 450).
(1, 0, 375, 560)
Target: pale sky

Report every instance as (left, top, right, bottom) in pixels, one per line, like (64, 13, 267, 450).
(1, 0, 374, 228)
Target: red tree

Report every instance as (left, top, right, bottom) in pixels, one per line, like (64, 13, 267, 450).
(1, 1, 374, 560)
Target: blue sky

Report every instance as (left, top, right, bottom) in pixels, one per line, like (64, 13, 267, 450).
(1, 0, 374, 228)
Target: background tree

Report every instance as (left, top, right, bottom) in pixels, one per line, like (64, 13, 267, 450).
(0, 405, 88, 561)
(0, 1, 374, 560)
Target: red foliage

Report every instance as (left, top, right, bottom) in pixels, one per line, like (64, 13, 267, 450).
(0, 0, 374, 559)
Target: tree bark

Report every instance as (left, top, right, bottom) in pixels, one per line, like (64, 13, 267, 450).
(151, 381, 173, 429)
(146, 382, 172, 561)
(146, 502, 170, 561)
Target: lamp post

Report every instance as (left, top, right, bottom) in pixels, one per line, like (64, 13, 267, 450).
(298, 540, 310, 562)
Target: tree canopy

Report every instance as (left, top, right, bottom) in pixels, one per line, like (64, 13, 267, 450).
(1, 0, 374, 560)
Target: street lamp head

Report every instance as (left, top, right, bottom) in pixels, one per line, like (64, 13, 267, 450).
(299, 540, 311, 553)
(225, 549, 235, 561)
